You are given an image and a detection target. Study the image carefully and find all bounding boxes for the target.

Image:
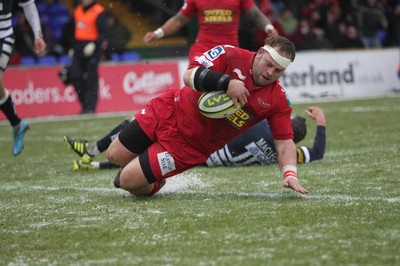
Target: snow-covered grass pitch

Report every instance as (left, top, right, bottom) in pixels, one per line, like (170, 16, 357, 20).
(1, 96, 399, 265)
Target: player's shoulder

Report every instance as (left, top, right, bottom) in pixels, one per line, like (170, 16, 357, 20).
(193, 45, 254, 78)
(201, 45, 252, 63)
(262, 81, 292, 112)
(273, 80, 290, 99)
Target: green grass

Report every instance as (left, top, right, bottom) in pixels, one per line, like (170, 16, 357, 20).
(1, 96, 400, 266)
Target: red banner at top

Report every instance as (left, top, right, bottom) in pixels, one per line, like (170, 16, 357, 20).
(1, 61, 181, 119)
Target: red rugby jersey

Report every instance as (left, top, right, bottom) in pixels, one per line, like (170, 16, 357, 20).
(180, 0, 255, 47)
(175, 45, 293, 155)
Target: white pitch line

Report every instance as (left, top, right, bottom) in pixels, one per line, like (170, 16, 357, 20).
(2, 184, 399, 203)
(195, 191, 400, 203)
(0, 172, 206, 195)
(305, 193, 400, 203)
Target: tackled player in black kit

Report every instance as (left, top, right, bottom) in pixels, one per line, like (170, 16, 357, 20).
(206, 106, 326, 166)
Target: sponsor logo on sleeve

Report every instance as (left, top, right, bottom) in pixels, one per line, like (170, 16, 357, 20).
(196, 55, 214, 68)
(204, 46, 226, 61)
(157, 151, 176, 176)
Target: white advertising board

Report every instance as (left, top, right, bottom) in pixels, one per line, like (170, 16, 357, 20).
(177, 48, 400, 103)
(283, 48, 400, 102)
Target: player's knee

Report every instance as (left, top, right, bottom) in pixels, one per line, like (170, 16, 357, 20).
(106, 147, 116, 163)
(118, 170, 131, 190)
(119, 181, 143, 196)
(119, 168, 150, 196)
(106, 139, 122, 163)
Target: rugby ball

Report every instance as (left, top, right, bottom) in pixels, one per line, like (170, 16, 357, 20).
(198, 91, 241, 119)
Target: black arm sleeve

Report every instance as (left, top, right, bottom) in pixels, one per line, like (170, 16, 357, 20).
(296, 125, 326, 163)
(96, 12, 107, 44)
(193, 66, 232, 92)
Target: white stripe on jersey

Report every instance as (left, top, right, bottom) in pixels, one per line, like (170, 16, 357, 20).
(300, 146, 311, 163)
(206, 142, 273, 166)
(0, 37, 13, 69)
(0, 13, 13, 39)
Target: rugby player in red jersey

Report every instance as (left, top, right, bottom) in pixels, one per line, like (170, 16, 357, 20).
(64, 106, 326, 169)
(143, 0, 277, 63)
(107, 35, 308, 196)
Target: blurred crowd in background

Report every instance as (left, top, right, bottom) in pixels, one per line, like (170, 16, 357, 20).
(9, 0, 400, 66)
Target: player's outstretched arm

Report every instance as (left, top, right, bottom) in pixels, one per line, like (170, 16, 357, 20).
(275, 139, 309, 194)
(143, 12, 191, 44)
(245, 6, 278, 37)
(306, 106, 326, 126)
(296, 106, 326, 163)
(20, 1, 46, 55)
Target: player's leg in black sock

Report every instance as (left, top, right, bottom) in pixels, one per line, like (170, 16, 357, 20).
(0, 90, 21, 127)
(96, 119, 130, 153)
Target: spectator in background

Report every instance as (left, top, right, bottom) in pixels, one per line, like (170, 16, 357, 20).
(277, 0, 309, 20)
(324, 9, 344, 46)
(59, 17, 75, 56)
(102, 11, 132, 61)
(143, 0, 278, 64)
(0, 0, 46, 156)
(70, 0, 107, 114)
(288, 18, 313, 50)
(338, 0, 357, 19)
(336, 24, 364, 48)
(357, 0, 388, 48)
(382, 1, 400, 47)
(302, 0, 341, 49)
(341, 5, 359, 27)
(276, 7, 298, 36)
(304, 0, 341, 28)
(306, 26, 333, 50)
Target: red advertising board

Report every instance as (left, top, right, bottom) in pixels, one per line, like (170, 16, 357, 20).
(1, 61, 181, 120)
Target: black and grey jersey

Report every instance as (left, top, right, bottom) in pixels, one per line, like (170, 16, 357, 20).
(206, 121, 326, 167)
(206, 121, 278, 166)
(0, 0, 33, 38)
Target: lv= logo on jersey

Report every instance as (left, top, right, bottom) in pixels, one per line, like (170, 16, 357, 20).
(225, 109, 252, 129)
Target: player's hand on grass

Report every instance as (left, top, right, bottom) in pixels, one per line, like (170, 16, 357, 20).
(283, 177, 309, 194)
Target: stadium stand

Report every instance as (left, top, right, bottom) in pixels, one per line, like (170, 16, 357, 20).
(20, 56, 36, 66)
(37, 55, 58, 65)
(58, 54, 72, 65)
(35, 0, 70, 42)
(111, 51, 142, 62)
(11, 0, 399, 65)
